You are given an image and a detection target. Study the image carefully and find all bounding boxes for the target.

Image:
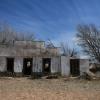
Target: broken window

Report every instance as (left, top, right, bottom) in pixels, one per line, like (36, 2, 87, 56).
(42, 58, 51, 75)
(70, 59, 80, 76)
(7, 58, 14, 73)
(23, 58, 33, 75)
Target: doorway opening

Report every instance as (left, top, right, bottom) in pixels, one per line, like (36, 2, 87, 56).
(42, 58, 51, 75)
(7, 58, 14, 73)
(70, 59, 80, 76)
(23, 58, 33, 75)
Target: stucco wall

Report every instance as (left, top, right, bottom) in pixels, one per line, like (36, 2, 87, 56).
(32, 56, 60, 73)
(14, 57, 43, 73)
(0, 45, 59, 57)
(0, 57, 6, 72)
(0, 55, 61, 75)
(14, 57, 23, 73)
(51, 57, 61, 73)
(32, 57, 42, 72)
(80, 59, 89, 75)
(15, 41, 45, 49)
(61, 56, 70, 76)
(61, 56, 89, 76)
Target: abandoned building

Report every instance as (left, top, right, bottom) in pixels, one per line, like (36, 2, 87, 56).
(61, 56, 89, 76)
(0, 41, 89, 77)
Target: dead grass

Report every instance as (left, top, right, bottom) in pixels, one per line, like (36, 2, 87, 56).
(0, 77, 100, 100)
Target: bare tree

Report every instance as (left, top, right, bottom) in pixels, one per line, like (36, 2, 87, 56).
(0, 23, 15, 44)
(46, 39, 55, 48)
(0, 23, 35, 45)
(76, 24, 100, 63)
(60, 42, 78, 57)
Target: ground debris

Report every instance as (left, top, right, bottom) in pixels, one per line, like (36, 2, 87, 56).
(79, 71, 100, 80)
(42, 74, 58, 79)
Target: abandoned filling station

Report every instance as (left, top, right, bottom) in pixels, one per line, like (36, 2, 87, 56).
(0, 41, 89, 77)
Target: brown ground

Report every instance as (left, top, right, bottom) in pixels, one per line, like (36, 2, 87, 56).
(0, 77, 100, 100)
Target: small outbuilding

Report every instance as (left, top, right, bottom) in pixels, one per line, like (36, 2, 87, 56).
(61, 56, 89, 76)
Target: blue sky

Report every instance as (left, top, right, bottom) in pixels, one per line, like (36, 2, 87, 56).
(0, 0, 100, 46)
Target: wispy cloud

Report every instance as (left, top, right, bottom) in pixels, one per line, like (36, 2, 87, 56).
(0, 0, 100, 45)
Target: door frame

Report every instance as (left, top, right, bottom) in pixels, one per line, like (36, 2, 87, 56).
(6, 57, 14, 73)
(70, 59, 80, 76)
(42, 58, 51, 75)
(23, 58, 33, 75)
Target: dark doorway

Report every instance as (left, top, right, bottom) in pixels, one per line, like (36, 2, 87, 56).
(42, 58, 51, 75)
(23, 58, 33, 75)
(7, 58, 14, 73)
(70, 59, 80, 76)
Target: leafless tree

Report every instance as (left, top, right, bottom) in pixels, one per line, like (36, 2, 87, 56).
(0, 23, 35, 45)
(76, 24, 100, 63)
(0, 23, 15, 44)
(46, 39, 55, 48)
(60, 42, 78, 57)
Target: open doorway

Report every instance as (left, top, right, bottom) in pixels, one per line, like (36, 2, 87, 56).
(23, 58, 33, 75)
(70, 59, 80, 76)
(42, 58, 51, 75)
(7, 58, 14, 73)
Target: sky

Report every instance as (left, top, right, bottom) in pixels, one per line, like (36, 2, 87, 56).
(0, 0, 100, 46)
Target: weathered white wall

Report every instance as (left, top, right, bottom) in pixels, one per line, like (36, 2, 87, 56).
(14, 57, 23, 73)
(80, 59, 89, 75)
(51, 57, 60, 73)
(61, 56, 70, 76)
(14, 57, 43, 73)
(32, 56, 61, 74)
(15, 41, 45, 49)
(0, 57, 6, 72)
(32, 57, 42, 72)
(61, 57, 89, 76)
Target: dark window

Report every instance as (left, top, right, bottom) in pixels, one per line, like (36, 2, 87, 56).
(42, 58, 51, 75)
(7, 58, 14, 73)
(23, 58, 33, 75)
(70, 59, 80, 76)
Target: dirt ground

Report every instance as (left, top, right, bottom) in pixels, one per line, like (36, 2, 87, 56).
(0, 77, 100, 100)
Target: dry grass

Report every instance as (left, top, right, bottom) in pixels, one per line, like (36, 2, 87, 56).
(0, 77, 100, 100)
